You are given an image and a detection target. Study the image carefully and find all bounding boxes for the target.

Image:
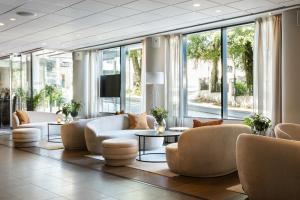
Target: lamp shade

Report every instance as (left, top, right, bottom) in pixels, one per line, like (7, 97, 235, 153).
(146, 72, 164, 85)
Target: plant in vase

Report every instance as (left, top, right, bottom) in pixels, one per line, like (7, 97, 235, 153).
(244, 113, 271, 136)
(70, 100, 82, 118)
(56, 103, 72, 123)
(150, 107, 168, 133)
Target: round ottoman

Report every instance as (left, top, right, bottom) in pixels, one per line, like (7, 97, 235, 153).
(12, 128, 41, 147)
(102, 139, 138, 166)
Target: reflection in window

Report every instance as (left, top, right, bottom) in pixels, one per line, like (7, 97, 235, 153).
(186, 30, 222, 118)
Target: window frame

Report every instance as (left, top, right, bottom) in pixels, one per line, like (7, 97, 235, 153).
(182, 22, 255, 120)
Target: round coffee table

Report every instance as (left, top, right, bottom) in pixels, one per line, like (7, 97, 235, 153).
(135, 130, 181, 163)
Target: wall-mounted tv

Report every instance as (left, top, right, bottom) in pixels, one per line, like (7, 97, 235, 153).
(100, 74, 121, 97)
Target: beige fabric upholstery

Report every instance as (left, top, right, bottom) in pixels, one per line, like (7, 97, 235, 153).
(12, 111, 63, 137)
(275, 123, 300, 140)
(102, 139, 138, 166)
(166, 124, 251, 177)
(61, 119, 94, 150)
(12, 128, 41, 147)
(236, 134, 300, 200)
(85, 114, 163, 154)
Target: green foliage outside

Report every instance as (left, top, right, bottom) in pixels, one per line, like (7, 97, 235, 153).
(234, 81, 248, 96)
(187, 25, 254, 96)
(244, 113, 272, 135)
(129, 49, 142, 96)
(187, 31, 220, 92)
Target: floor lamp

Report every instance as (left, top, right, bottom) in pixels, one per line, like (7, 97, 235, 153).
(146, 72, 165, 108)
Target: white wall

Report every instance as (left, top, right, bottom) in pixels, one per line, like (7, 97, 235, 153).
(282, 8, 300, 123)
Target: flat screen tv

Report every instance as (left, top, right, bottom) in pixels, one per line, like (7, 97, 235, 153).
(100, 74, 121, 97)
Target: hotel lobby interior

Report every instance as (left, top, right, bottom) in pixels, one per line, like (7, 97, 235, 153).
(0, 0, 300, 199)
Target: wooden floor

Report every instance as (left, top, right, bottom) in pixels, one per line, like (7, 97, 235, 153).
(0, 134, 248, 200)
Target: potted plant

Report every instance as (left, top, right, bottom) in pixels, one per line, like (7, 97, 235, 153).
(70, 100, 82, 118)
(56, 103, 72, 122)
(244, 113, 271, 136)
(150, 107, 168, 133)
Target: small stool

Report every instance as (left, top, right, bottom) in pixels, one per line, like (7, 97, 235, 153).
(12, 128, 41, 147)
(102, 139, 138, 166)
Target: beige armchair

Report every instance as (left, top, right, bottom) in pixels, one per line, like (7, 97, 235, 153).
(166, 124, 251, 177)
(274, 123, 300, 140)
(236, 134, 300, 200)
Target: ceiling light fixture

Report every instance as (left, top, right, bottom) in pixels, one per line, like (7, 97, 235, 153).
(0, 23, 4, 26)
(193, 3, 200, 7)
(16, 11, 36, 17)
(10, 18, 16, 21)
(216, 10, 222, 13)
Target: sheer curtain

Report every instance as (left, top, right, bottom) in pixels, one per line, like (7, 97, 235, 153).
(73, 50, 100, 118)
(166, 35, 182, 127)
(254, 15, 282, 126)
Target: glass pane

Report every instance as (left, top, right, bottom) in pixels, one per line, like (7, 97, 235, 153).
(32, 50, 73, 113)
(0, 58, 11, 127)
(227, 24, 254, 119)
(125, 44, 143, 113)
(99, 47, 121, 113)
(186, 30, 222, 118)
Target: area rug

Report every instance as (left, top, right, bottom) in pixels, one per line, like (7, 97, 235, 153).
(37, 141, 64, 150)
(85, 154, 178, 178)
(227, 184, 245, 194)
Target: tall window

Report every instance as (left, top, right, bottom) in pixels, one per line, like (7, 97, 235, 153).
(99, 47, 121, 113)
(186, 29, 222, 118)
(185, 24, 254, 119)
(32, 50, 73, 112)
(124, 43, 143, 113)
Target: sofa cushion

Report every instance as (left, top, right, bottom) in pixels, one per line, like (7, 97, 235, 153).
(128, 113, 150, 129)
(16, 110, 30, 124)
(193, 119, 223, 128)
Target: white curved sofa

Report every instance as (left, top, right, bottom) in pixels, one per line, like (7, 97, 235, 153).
(85, 114, 163, 154)
(12, 111, 62, 136)
(275, 123, 300, 141)
(166, 124, 251, 177)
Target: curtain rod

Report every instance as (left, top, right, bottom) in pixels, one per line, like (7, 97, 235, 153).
(73, 4, 300, 51)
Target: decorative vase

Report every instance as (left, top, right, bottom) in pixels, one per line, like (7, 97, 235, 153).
(154, 119, 166, 134)
(71, 111, 78, 118)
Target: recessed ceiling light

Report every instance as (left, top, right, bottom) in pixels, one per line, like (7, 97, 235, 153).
(16, 11, 36, 17)
(42, 42, 47, 46)
(216, 10, 222, 13)
(0, 23, 4, 26)
(10, 18, 16, 21)
(193, 3, 200, 7)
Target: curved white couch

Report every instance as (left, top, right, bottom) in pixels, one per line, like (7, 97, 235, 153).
(275, 123, 300, 141)
(85, 114, 163, 154)
(12, 111, 62, 137)
(166, 124, 251, 177)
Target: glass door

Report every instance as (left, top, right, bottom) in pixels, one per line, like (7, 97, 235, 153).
(0, 58, 11, 128)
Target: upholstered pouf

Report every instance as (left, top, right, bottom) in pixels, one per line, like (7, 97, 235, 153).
(102, 139, 138, 166)
(12, 128, 41, 147)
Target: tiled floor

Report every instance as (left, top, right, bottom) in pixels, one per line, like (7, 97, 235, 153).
(0, 145, 201, 200)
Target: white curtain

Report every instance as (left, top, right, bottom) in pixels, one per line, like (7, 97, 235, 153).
(254, 15, 282, 126)
(166, 35, 182, 127)
(73, 50, 100, 118)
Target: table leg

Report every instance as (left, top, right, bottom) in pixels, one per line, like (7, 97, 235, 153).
(48, 124, 50, 142)
(143, 136, 145, 155)
(138, 136, 141, 161)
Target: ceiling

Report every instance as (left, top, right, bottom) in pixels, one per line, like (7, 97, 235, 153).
(0, 0, 299, 56)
